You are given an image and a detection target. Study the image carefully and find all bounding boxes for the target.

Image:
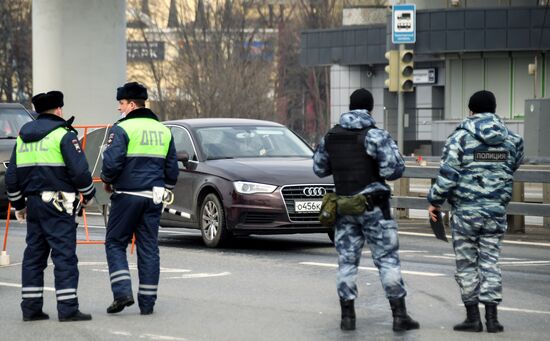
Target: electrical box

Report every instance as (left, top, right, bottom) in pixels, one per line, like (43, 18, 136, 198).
(524, 99, 550, 157)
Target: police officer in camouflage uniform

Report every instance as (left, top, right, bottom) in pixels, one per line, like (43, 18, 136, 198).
(5, 91, 95, 322)
(313, 88, 419, 333)
(428, 90, 524, 333)
(101, 82, 179, 316)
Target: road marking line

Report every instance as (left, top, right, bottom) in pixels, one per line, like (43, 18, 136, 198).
(399, 231, 550, 247)
(423, 255, 455, 260)
(300, 262, 446, 277)
(502, 240, 550, 247)
(111, 331, 132, 336)
(166, 272, 231, 279)
(80, 224, 106, 229)
(399, 231, 453, 239)
(463, 304, 550, 315)
(0, 262, 22, 268)
(365, 250, 428, 255)
(110, 331, 187, 340)
(0, 281, 55, 291)
(141, 334, 188, 340)
(499, 260, 550, 265)
(499, 307, 550, 315)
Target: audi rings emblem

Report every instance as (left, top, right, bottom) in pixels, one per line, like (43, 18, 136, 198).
(303, 187, 326, 197)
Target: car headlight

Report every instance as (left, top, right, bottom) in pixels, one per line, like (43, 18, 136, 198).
(233, 181, 277, 194)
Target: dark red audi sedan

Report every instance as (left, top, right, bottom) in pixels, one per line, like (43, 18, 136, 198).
(160, 118, 335, 247)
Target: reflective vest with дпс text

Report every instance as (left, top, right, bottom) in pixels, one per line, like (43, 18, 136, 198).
(117, 118, 171, 158)
(16, 127, 67, 168)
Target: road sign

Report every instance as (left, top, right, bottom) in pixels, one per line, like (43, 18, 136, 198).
(413, 68, 437, 84)
(392, 4, 416, 44)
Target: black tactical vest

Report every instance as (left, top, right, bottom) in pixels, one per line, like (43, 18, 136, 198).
(325, 125, 383, 196)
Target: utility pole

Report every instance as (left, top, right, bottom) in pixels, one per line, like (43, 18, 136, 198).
(397, 43, 405, 152)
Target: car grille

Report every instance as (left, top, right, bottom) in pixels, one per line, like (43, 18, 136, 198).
(281, 184, 335, 222)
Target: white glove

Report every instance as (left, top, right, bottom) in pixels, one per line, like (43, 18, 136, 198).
(152, 187, 166, 205)
(82, 197, 95, 208)
(15, 207, 27, 223)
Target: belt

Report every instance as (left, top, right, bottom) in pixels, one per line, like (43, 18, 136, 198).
(41, 191, 76, 214)
(114, 187, 174, 206)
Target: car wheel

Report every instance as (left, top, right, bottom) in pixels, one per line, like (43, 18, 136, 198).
(200, 193, 231, 248)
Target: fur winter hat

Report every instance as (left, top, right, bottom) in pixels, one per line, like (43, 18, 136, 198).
(116, 82, 148, 101)
(32, 91, 64, 113)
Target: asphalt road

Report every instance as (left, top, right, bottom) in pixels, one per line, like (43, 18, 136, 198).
(1, 215, 549, 341)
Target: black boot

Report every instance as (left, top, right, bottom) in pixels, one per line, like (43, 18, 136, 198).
(107, 296, 135, 314)
(484, 303, 504, 333)
(453, 303, 483, 332)
(23, 311, 49, 322)
(340, 299, 355, 331)
(59, 310, 92, 322)
(389, 297, 420, 332)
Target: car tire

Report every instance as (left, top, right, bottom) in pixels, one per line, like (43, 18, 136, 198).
(200, 193, 231, 248)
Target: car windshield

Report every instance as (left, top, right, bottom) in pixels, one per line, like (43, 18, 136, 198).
(0, 109, 32, 138)
(195, 126, 313, 160)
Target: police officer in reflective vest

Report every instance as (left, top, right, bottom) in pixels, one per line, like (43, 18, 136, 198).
(5, 91, 95, 322)
(101, 82, 178, 315)
(428, 90, 524, 333)
(313, 88, 419, 332)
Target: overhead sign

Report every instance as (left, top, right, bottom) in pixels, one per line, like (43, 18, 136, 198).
(392, 4, 416, 44)
(413, 68, 437, 84)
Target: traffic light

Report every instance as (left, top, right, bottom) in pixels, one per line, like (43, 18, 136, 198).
(384, 50, 399, 92)
(399, 49, 414, 92)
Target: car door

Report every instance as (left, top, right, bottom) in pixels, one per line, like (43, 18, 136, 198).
(162, 125, 201, 227)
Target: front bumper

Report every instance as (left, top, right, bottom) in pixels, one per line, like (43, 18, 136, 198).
(225, 184, 334, 235)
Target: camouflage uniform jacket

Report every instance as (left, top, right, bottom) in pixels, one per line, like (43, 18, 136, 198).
(313, 110, 405, 195)
(428, 113, 524, 215)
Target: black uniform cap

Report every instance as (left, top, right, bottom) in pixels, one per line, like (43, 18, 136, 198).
(349, 88, 374, 112)
(32, 91, 64, 113)
(468, 90, 496, 114)
(116, 82, 148, 101)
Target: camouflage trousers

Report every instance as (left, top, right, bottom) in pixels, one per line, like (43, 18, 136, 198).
(451, 210, 506, 304)
(334, 206, 406, 301)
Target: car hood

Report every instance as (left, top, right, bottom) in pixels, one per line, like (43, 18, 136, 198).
(202, 157, 333, 186)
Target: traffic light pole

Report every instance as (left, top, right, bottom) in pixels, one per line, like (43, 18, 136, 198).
(397, 44, 405, 152)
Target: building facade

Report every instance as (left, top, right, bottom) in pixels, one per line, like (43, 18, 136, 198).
(300, 0, 550, 155)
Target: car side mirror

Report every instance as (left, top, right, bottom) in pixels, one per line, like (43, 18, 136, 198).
(177, 151, 189, 169)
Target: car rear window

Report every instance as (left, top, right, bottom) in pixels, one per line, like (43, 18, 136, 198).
(0, 108, 33, 138)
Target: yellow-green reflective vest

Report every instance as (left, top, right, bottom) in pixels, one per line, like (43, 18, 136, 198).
(16, 127, 67, 168)
(118, 118, 171, 158)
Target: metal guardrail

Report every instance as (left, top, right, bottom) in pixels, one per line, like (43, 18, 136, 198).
(391, 162, 550, 219)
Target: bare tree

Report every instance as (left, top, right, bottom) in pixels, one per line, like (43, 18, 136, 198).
(273, 0, 342, 143)
(127, 4, 174, 119)
(0, 0, 32, 106)
(161, 0, 276, 120)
